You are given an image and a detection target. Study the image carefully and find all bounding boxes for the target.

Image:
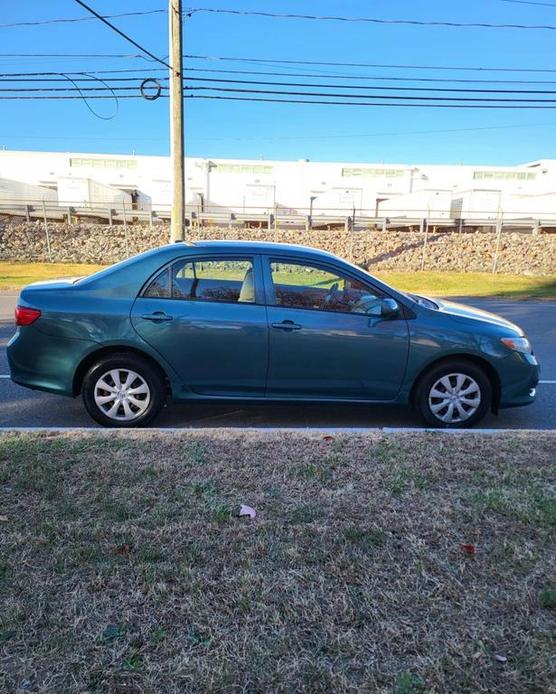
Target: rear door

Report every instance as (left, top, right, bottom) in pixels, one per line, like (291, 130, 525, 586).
(131, 254, 268, 397)
(264, 256, 409, 400)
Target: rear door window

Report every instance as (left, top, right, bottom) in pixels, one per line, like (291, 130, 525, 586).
(143, 258, 256, 304)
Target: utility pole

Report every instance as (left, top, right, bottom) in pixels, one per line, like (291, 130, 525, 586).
(169, 0, 185, 242)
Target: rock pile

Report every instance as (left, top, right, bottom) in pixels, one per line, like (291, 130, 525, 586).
(1, 220, 554, 275)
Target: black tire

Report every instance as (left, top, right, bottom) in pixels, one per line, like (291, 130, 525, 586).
(414, 360, 492, 429)
(82, 352, 166, 428)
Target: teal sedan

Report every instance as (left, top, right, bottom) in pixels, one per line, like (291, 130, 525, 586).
(7, 241, 539, 428)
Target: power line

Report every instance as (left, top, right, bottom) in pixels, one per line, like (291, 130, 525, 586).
(4, 92, 556, 108)
(0, 86, 167, 92)
(185, 94, 556, 108)
(3, 66, 556, 86)
(497, 0, 556, 6)
(182, 76, 556, 95)
(3, 121, 556, 143)
(0, 77, 168, 83)
(2, 52, 554, 77)
(186, 7, 556, 30)
(0, 95, 152, 100)
(0, 9, 166, 29)
(198, 121, 556, 142)
(57, 71, 121, 120)
(185, 54, 556, 74)
(0, 69, 167, 77)
(186, 85, 556, 103)
(5, 92, 556, 108)
(4, 4, 556, 30)
(4, 78, 553, 99)
(2, 55, 555, 78)
(3, 74, 554, 94)
(3, 78, 556, 101)
(182, 65, 556, 85)
(72, 1, 171, 70)
(7, 6, 556, 31)
(0, 133, 169, 142)
(0, 53, 147, 59)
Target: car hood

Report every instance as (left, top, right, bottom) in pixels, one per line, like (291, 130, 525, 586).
(432, 298, 524, 335)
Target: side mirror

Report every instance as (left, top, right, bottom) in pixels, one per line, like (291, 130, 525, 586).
(381, 298, 400, 318)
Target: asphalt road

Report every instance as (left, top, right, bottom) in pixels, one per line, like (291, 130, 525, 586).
(1, 292, 555, 429)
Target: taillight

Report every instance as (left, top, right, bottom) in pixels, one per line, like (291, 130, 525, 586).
(15, 306, 41, 326)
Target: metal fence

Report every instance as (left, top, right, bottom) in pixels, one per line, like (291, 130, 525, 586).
(1, 197, 556, 235)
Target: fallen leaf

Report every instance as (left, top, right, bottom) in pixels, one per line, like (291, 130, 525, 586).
(461, 543, 477, 555)
(239, 505, 256, 519)
(102, 623, 126, 643)
(114, 543, 132, 556)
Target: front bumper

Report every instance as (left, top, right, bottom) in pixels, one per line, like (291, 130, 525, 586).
(498, 352, 539, 409)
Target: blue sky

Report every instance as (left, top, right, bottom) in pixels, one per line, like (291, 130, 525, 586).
(1, 0, 556, 164)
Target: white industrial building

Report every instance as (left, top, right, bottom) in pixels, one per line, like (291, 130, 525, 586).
(0, 149, 555, 222)
(0, 177, 57, 205)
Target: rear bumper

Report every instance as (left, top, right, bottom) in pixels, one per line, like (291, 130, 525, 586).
(7, 327, 95, 397)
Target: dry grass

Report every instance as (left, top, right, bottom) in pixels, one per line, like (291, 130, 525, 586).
(0, 431, 555, 693)
(0, 262, 105, 290)
(374, 271, 556, 300)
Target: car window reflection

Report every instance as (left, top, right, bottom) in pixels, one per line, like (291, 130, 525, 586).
(270, 261, 384, 315)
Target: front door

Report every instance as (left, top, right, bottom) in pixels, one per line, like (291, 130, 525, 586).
(131, 255, 268, 397)
(264, 258, 409, 400)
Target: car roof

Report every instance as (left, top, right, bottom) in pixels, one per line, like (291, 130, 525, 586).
(189, 239, 339, 260)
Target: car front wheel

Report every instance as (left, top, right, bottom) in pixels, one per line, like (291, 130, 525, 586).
(415, 361, 492, 428)
(82, 353, 166, 427)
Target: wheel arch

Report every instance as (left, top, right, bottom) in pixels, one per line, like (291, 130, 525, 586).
(410, 354, 501, 413)
(72, 345, 171, 397)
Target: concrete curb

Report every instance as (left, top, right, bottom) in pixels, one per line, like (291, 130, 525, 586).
(0, 426, 552, 435)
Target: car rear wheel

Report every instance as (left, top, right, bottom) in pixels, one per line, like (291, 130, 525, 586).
(415, 361, 492, 428)
(82, 353, 165, 427)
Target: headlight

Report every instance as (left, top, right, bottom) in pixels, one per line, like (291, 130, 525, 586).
(500, 337, 532, 354)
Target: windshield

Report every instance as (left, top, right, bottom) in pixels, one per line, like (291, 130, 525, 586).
(352, 261, 439, 310)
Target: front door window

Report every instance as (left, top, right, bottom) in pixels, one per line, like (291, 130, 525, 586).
(270, 261, 384, 315)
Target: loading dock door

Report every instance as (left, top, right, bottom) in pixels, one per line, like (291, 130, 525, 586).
(243, 184, 276, 214)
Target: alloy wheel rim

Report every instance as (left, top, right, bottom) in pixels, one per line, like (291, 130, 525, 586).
(94, 369, 150, 421)
(428, 373, 481, 424)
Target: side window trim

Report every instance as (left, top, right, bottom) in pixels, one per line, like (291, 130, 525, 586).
(265, 255, 387, 316)
(140, 254, 263, 306)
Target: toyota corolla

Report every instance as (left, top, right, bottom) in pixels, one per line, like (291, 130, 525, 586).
(7, 241, 539, 427)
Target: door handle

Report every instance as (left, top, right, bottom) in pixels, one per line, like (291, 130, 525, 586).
(141, 312, 173, 322)
(271, 320, 302, 331)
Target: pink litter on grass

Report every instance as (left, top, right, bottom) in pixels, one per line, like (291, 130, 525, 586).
(239, 505, 256, 519)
